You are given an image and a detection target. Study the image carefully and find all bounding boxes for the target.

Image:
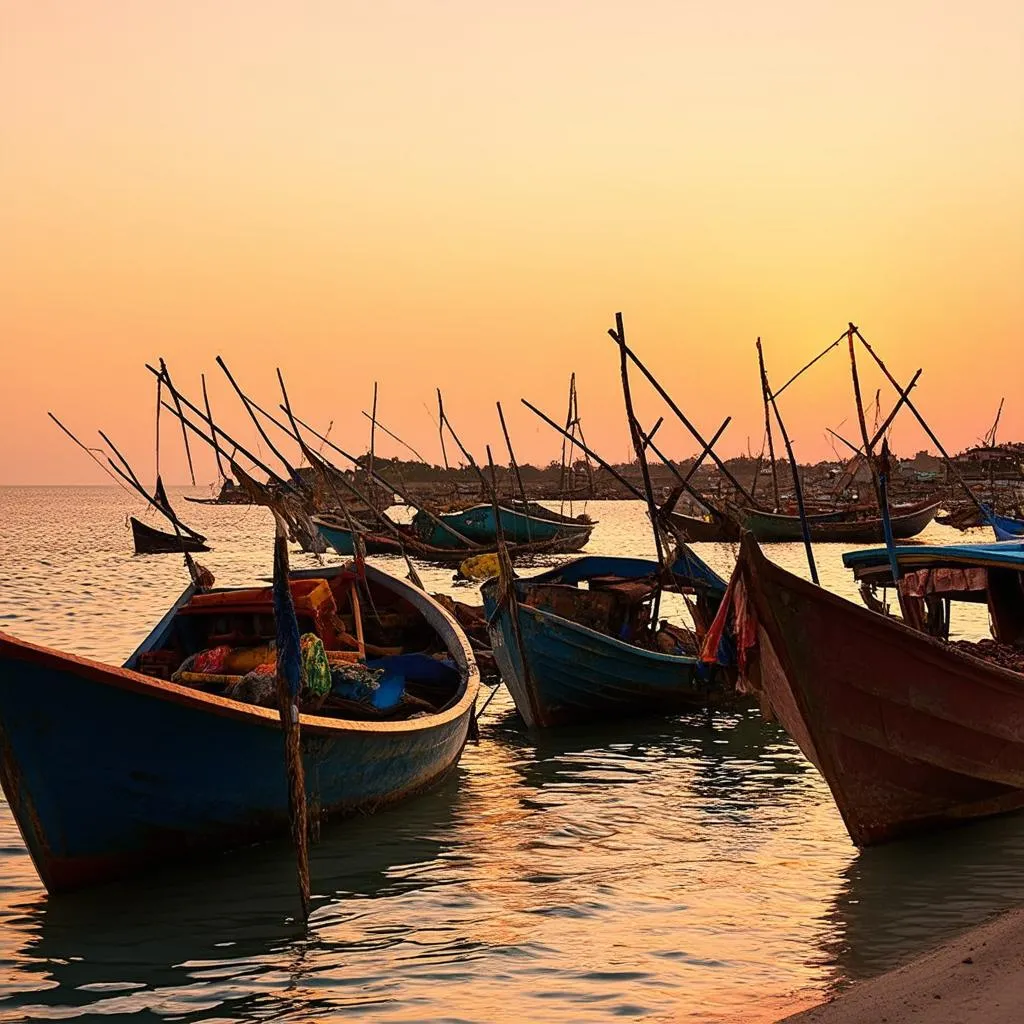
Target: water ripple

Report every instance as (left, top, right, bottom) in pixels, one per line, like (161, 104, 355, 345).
(0, 489, 1013, 1022)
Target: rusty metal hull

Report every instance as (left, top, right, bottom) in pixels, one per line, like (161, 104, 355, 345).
(0, 566, 478, 894)
(734, 535, 1024, 845)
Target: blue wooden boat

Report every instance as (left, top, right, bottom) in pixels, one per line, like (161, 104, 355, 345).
(413, 502, 595, 550)
(481, 551, 731, 728)
(987, 510, 1024, 542)
(0, 562, 479, 893)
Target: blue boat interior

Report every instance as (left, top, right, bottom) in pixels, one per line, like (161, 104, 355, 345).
(126, 570, 463, 720)
(842, 540, 1024, 649)
(491, 552, 728, 657)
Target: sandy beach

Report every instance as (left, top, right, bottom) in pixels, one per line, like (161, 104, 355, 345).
(780, 906, 1024, 1023)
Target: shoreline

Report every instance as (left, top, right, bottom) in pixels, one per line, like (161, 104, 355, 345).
(778, 905, 1024, 1023)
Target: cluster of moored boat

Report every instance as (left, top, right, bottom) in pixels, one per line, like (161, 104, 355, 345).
(8, 318, 1022, 900)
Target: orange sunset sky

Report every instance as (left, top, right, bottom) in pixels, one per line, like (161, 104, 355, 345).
(2, 1, 1022, 485)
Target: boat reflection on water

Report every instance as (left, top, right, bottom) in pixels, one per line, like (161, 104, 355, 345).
(0, 772, 465, 1022)
(487, 700, 816, 816)
(822, 808, 1024, 989)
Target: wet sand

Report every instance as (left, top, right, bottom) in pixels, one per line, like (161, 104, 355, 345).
(780, 906, 1024, 1023)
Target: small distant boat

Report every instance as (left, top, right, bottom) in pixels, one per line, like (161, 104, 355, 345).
(130, 516, 209, 555)
(714, 533, 1024, 846)
(482, 551, 731, 728)
(738, 498, 940, 543)
(183, 479, 252, 506)
(412, 502, 595, 550)
(0, 562, 479, 893)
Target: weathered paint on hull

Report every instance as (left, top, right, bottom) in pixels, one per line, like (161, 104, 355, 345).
(990, 512, 1024, 542)
(415, 505, 593, 549)
(666, 510, 740, 543)
(735, 535, 1024, 846)
(314, 520, 402, 556)
(314, 515, 593, 563)
(0, 637, 474, 893)
(483, 584, 714, 729)
(740, 501, 940, 543)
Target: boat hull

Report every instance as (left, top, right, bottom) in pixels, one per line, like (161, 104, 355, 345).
(0, 566, 478, 893)
(731, 535, 1024, 845)
(739, 500, 940, 543)
(314, 517, 591, 564)
(130, 517, 208, 554)
(989, 512, 1024, 542)
(482, 555, 725, 728)
(414, 504, 594, 549)
(667, 510, 741, 542)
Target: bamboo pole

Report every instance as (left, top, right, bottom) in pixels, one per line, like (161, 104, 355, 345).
(852, 327, 988, 512)
(155, 373, 162, 480)
(679, 417, 732, 488)
(367, 382, 378, 495)
(270, 513, 312, 920)
(158, 359, 196, 485)
(275, 372, 425, 588)
(641, 416, 665, 453)
(201, 373, 227, 481)
(49, 413, 134, 493)
(847, 327, 882, 506)
(770, 328, 849, 399)
(830, 369, 923, 498)
(521, 398, 647, 501)
(756, 338, 781, 510)
(614, 337, 761, 508)
(497, 401, 531, 541)
(437, 389, 450, 470)
(762, 359, 818, 585)
(145, 364, 288, 487)
(359, 411, 427, 464)
(96, 428, 202, 540)
(482, 444, 543, 727)
(286, 411, 483, 548)
(611, 312, 667, 627)
(637, 419, 732, 515)
(216, 356, 300, 480)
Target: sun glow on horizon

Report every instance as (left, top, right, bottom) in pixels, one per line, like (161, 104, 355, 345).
(2, 0, 1021, 484)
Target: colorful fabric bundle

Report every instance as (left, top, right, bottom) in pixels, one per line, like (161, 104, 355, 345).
(192, 645, 231, 674)
(300, 633, 332, 698)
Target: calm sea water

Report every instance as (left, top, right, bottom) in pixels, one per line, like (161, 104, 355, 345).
(0, 487, 1014, 1024)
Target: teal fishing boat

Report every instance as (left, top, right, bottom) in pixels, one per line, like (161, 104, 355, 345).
(413, 502, 594, 550)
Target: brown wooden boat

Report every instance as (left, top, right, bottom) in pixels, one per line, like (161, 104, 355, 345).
(666, 509, 742, 543)
(130, 517, 209, 555)
(738, 497, 940, 543)
(715, 533, 1024, 846)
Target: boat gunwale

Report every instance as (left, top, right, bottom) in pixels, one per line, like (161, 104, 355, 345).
(742, 535, 1024, 704)
(430, 502, 597, 531)
(481, 576, 701, 671)
(1, 563, 479, 737)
